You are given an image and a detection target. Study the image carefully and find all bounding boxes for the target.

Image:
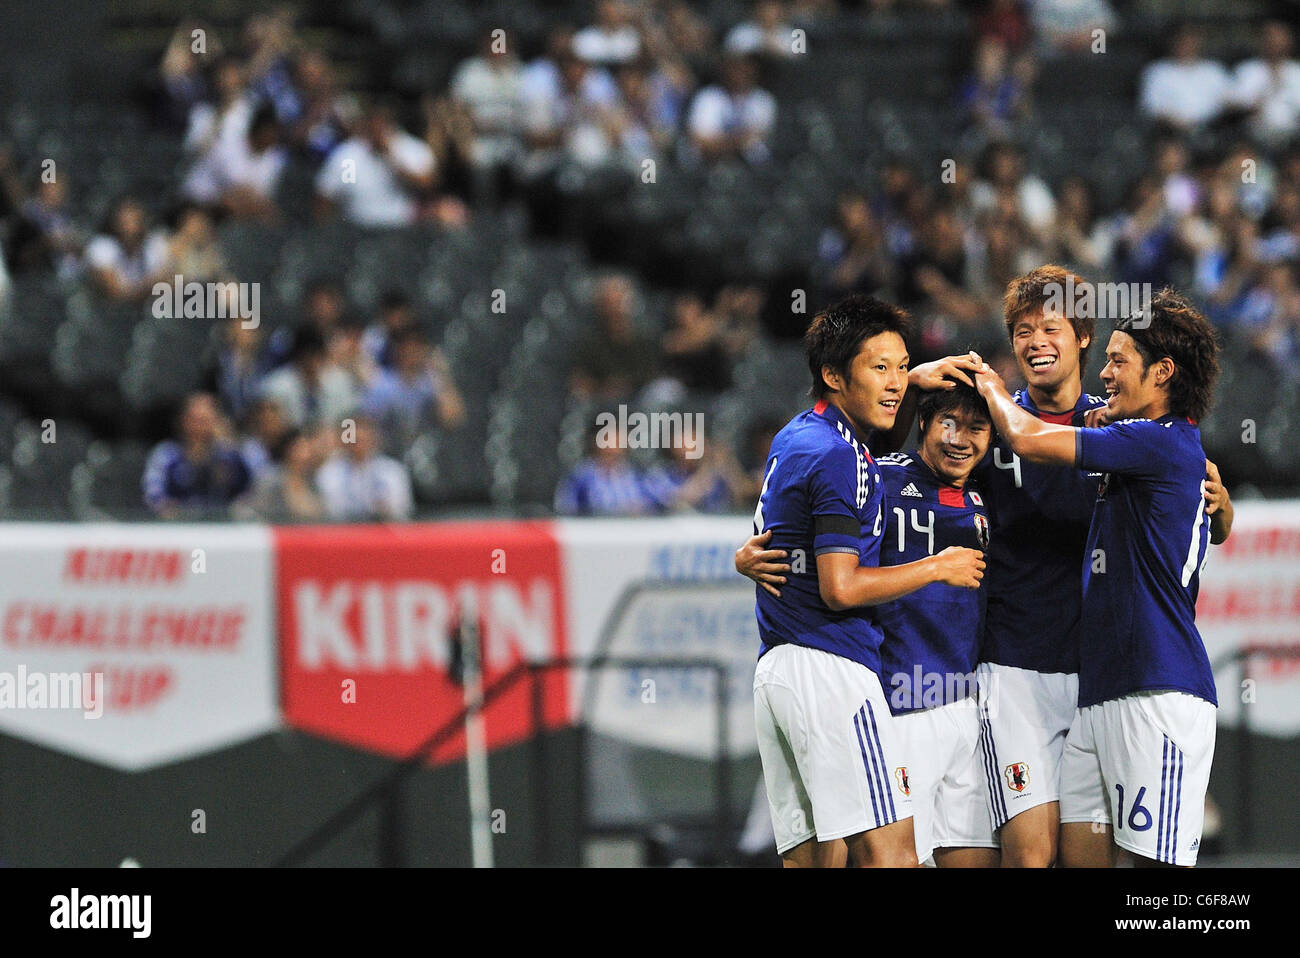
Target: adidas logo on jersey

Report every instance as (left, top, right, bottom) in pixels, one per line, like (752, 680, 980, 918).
(900, 482, 923, 498)
(1190, 837, 1200, 852)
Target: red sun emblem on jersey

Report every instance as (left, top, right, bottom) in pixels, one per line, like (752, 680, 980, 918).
(895, 766, 910, 796)
(1004, 762, 1030, 792)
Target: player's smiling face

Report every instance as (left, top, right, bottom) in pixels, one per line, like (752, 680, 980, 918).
(919, 407, 991, 486)
(1011, 309, 1087, 391)
(1100, 330, 1167, 420)
(824, 331, 909, 437)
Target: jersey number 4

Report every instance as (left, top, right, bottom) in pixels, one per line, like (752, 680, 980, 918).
(993, 447, 1022, 488)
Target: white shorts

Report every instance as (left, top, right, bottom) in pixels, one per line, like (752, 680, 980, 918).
(754, 644, 913, 855)
(1059, 691, 1217, 866)
(977, 662, 1078, 829)
(894, 697, 998, 863)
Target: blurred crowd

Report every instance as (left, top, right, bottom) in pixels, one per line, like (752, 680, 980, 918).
(0, 1, 1297, 518)
(813, 15, 1300, 380)
(143, 278, 466, 521)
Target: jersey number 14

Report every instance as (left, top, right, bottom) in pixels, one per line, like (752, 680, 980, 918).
(893, 507, 935, 555)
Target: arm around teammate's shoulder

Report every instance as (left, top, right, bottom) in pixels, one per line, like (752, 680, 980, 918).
(1205, 458, 1234, 544)
(974, 366, 1079, 466)
(816, 546, 984, 611)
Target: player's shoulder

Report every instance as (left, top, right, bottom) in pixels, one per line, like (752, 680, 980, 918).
(878, 451, 934, 495)
(1103, 415, 1163, 431)
(1082, 393, 1109, 410)
(1094, 415, 1195, 465)
(772, 409, 861, 473)
(876, 450, 914, 471)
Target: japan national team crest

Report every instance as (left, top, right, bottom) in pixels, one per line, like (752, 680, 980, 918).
(1004, 762, 1030, 792)
(895, 766, 910, 796)
(973, 513, 989, 550)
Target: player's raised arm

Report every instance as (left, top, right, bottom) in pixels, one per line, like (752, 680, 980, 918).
(817, 542, 984, 611)
(975, 365, 1079, 466)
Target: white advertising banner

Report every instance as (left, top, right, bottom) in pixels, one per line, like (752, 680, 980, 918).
(0, 524, 277, 769)
(557, 517, 760, 757)
(1197, 502, 1300, 735)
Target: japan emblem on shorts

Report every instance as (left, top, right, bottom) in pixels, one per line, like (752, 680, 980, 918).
(973, 513, 989, 550)
(895, 766, 910, 796)
(1004, 762, 1030, 792)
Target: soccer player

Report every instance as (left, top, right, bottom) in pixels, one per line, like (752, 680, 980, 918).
(750, 295, 985, 868)
(973, 288, 1226, 867)
(749, 265, 1100, 866)
(742, 382, 1000, 867)
(971, 266, 1109, 867)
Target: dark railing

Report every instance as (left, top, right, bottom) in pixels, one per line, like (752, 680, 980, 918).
(274, 655, 732, 867)
(1211, 643, 1300, 851)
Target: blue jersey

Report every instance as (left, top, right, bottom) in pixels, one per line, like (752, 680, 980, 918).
(874, 451, 989, 714)
(1075, 415, 1216, 707)
(753, 400, 887, 673)
(979, 389, 1107, 674)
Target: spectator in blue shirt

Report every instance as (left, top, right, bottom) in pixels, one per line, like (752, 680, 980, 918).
(554, 427, 659, 516)
(643, 430, 745, 513)
(142, 392, 252, 518)
(362, 327, 466, 453)
(361, 290, 419, 369)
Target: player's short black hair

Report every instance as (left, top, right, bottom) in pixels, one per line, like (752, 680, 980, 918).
(917, 380, 991, 433)
(804, 294, 910, 400)
(1115, 288, 1220, 422)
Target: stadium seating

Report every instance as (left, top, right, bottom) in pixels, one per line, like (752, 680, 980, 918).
(0, 0, 1295, 520)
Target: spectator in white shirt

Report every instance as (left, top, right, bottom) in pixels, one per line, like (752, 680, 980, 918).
(83, 196, 172, 301)
(724, 0, 796, 60)
(610, 61, 678, 165)
(520, 48, 620, 171)
(573, 0, 641, 68)
(1230, 20, 1300, 150)
(183, 105, 287, 221)
(520, 25, 578, 105)
(1139, 24, 1231, 132)
(184, 55, 253, 163)
(315, 99, 436, 228)
(1028, 0, 1118, 57)
(258, 325, 359, 430)
(969, 140, 1057, 246)
(686, 54, 777, 165)
(317, 413, 413, 521)
(451, 30, 525, 171)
